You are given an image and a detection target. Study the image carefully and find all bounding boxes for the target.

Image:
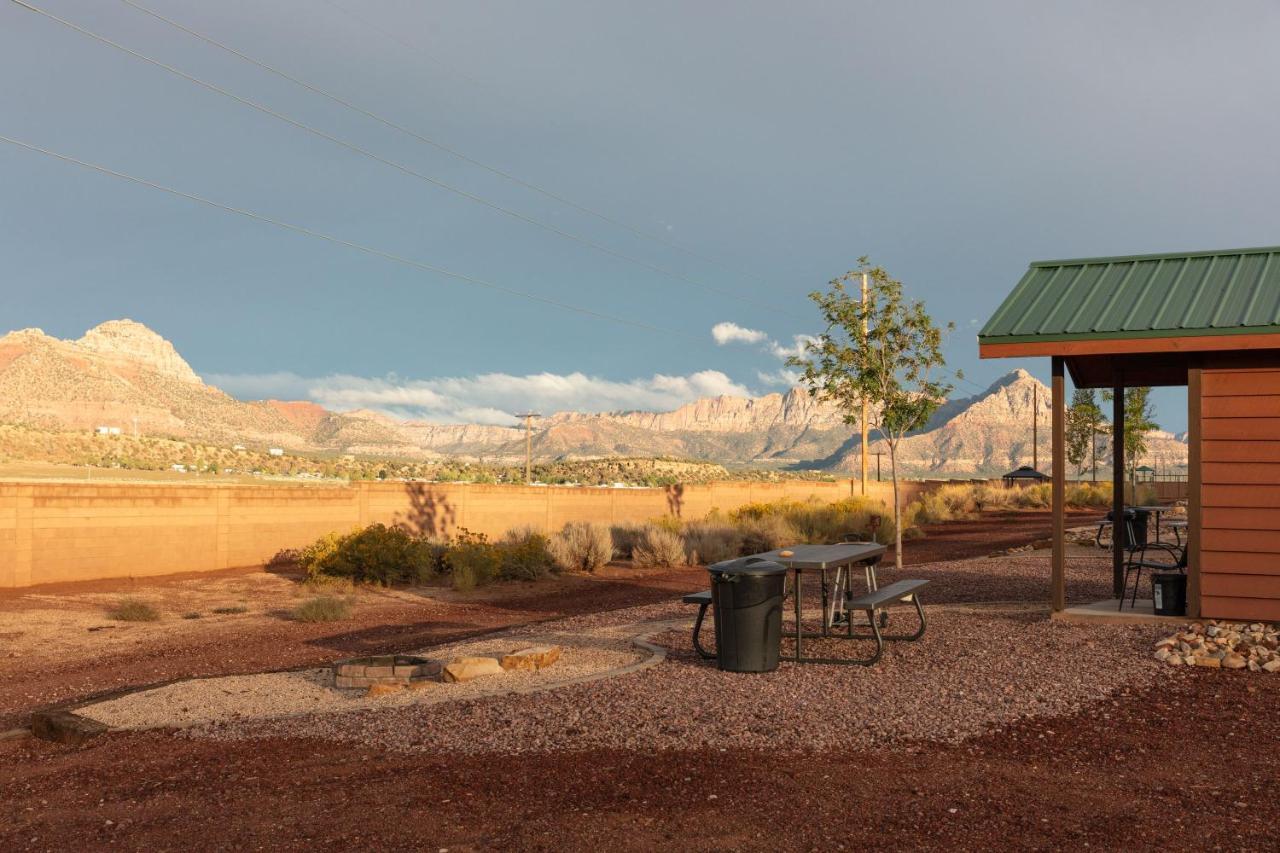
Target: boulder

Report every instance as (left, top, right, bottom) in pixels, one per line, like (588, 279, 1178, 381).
(1222, 654, 1247, 670)
(501, 645, 563, 672)
(442, 656, 503, 683)
(1193, 656, 1221, 669)
(1262, 659, 1280, 673)
(366, 683, 405, 698)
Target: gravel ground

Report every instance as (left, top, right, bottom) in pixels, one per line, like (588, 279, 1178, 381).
(80, 628, 652, 730)
(187, 553, 1170, 755)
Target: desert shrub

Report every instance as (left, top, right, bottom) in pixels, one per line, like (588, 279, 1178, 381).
(610, 522, 646, 559)
(1134, 483, 1158, 507)
(211, 604, 249, 615)
(549, 522, 614, 572)
(905, 491, 955, 526)
(299, 524, 438, 585)
(731, 497, 895, 546)
(181, 611, 202, 620)
(265, 548, 300, 571)
(735, 514, 800, 554)
(682, 521, 743, 565)
(496, 526, 558, 582)
(1066, 482, 1111, 507)
(646, 515, 685, 535)
(1011, 483, 1052, 508)
(631, 524, 688, 568)
(106, 597, 160, 622)
(292, 595, 352, 622)
(444, 529, 502, 591)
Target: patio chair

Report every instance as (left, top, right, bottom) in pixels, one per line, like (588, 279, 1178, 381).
(1119, 516, 1184, 611)
(1095, 508, 1140, 549)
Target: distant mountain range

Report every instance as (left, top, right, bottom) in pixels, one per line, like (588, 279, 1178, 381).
(0, 320, 1188, 476)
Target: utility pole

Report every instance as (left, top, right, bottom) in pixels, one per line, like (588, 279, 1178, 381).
(515, 412, 540, 484)
(1032, 383, 1039, 471)
(860, 271, 869, 496)
(874, 451, 884, 482)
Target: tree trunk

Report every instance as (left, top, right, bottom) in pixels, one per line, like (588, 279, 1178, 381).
(890, 445, 902, 570)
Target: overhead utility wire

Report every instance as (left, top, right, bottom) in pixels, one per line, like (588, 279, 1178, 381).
(11, 0, 799, 319)
(0, 133, 704, 344)
(306, 0, 782, 290)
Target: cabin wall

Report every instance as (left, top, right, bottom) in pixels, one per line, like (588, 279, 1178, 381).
(1198, 362, 1280, 621)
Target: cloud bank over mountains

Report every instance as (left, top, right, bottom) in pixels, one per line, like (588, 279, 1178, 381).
(208, 369, 752, 426)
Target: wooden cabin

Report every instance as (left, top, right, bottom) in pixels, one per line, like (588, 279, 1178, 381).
(980, 245, 1280, 622)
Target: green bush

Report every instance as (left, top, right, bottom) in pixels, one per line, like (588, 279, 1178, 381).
(497, 526, 558, 582)
(444, 529, 501, 591)
(549, 522, 614, 572)
(299, 524, 438, 585)
(682, 521, 743, 565)
(292, 595, 352, 622)
(631, 524, 687, 568)
(106, 597, 160, 622)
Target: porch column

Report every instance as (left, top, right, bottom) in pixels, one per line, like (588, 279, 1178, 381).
(1187, 366, 1202, 618)
(1112, 382, 1126, 598)
(1051, 356, 1065, 612)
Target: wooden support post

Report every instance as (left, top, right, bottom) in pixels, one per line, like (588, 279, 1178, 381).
(1187, 366, 1202, 618)
(1051, 356, 1066, 612)
(1112, 382, 1126, 598)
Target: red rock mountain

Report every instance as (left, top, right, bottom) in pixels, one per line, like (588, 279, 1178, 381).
(0, 320, 1187, 474)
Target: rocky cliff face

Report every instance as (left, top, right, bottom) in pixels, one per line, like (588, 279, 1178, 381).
(0, 319, 1189, 475)
(76, 319, 203, 384)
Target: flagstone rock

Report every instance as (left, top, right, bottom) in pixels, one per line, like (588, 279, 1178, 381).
(501, 645, 563, 672)
(443, 656, 503, 683)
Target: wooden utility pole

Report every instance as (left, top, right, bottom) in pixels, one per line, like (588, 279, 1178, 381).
(516, 412, 540, 484)
(860, 271, 869, 496)
(1050, 357, 1065, 612)
(1032, 383, 1039, 471)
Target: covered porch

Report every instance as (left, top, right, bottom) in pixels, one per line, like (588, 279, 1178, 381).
(980, 246, 1280, 622)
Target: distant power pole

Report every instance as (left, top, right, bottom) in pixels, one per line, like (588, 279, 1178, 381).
(874, 451, 884, 482)
(860, 271, 869, 496)
(516, 412, 540, 484)
(1032, 383, 1039, 471)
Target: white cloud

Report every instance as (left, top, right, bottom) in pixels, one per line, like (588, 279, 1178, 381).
(757, 368, 801, 387)
(207, 369, 751, 425)
(711, 321, 768, 345)
(768, 334, 818, 360)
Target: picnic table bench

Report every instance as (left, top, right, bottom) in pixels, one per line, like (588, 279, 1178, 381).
(686, 543, 929, 666)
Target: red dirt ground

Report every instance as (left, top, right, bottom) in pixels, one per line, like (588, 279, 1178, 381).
(17, 509, 1250, 852)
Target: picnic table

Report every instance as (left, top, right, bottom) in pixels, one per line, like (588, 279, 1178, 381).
(1131, 505, 1179, 543)
(750, 543, 927, 666)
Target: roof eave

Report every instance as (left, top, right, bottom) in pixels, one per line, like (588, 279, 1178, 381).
(979, 329, 1280, 359)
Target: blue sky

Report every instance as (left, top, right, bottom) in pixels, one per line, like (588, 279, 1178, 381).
(4, 1, 1279, 432)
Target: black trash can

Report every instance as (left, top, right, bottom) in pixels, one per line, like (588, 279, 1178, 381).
(707, 557, 787, 673)
(1151, 572, 1187, 616)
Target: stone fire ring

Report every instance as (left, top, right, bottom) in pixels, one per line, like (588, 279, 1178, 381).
(333, 655, 442, 689)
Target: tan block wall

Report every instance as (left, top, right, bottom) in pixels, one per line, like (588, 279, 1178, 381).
(0, 478, 940, 588)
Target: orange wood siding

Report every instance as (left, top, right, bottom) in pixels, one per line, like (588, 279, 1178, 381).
(1199, 365, 1280, 620)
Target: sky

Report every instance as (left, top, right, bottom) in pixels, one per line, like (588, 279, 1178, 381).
(4, 1, 1279, 432)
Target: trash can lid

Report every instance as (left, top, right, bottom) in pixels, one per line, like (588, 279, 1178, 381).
(707, 556, 787, 576)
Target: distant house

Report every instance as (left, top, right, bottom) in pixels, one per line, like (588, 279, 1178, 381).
(268, 447, 285, 457)
(171, 464, 187, 472)
(95, 426, 122, 436)
(232, 444, 246, 452)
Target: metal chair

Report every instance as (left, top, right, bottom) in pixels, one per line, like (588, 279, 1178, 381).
(1119, 510, 1183, 610)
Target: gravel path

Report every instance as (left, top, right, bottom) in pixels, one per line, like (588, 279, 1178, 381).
(186, 553, 1170, 754)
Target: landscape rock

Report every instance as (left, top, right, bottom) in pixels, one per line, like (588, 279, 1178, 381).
(442, 656, 503, 683)
(1153, 621, 1280, 674)
(501, 645, 562, 671)
(366, 683, 405, 698)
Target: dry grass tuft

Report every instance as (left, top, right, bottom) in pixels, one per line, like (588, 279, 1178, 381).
(106, 597, 160, 622)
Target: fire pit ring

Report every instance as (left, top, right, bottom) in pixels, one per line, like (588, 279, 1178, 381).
(333, 655, 441, 689)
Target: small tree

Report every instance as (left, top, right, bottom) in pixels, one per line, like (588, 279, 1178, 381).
(1066, 388, 1107, 481)
(1102, 387, 1157, 476)
(790, 260, 953, 569)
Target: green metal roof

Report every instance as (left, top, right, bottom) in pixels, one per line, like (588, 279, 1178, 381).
(979, 246, 1280, 344)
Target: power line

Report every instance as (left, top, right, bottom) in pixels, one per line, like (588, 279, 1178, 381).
(308, 0, 784, 290)
(10, 0, 800, 319)
(0, 132, 705, 344)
